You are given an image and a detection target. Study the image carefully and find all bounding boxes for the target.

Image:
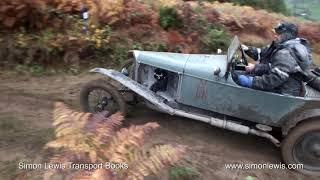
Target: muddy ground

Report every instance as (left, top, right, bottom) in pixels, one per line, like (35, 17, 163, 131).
(0, 71, 317, 180)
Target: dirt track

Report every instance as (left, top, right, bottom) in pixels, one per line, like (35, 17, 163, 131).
(0, 72, 317, 180)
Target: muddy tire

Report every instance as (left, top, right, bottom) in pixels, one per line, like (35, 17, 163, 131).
(80, 79, 127, 116)
(281, 120, 320, 176)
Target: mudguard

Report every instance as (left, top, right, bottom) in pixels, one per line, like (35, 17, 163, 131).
(282, 108, 320, 135)
(90, 68, 175, 114)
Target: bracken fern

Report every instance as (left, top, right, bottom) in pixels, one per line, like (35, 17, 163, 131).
(44, 102, 186, 180)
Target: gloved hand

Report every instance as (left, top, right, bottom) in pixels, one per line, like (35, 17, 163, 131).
(241, 44, 249, 51)
(245, 63, 255, 73)
(238, 75, 253, 88)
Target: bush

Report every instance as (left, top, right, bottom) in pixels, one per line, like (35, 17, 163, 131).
(0, 0, 126, 30)
(0, 20, 113, 71)
(170, 166, 200, 180)
(201, 27, 231, 53)
(0, 0, 51, 29)
(159, 7, 182, 30)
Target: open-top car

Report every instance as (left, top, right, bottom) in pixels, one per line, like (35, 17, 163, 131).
(80, 36, 320, 175)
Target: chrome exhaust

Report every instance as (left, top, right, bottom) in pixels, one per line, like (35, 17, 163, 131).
(174, 110, 280, 147)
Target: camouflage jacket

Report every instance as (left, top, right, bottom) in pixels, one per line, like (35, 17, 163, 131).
(247, 38, 313, 96)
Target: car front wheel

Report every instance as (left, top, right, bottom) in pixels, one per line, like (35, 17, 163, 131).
(80, 79, 127, 116)
(281, 120, 320, 176)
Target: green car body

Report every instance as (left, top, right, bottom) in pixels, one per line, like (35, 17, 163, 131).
(130, 37, 320, 134)
(85, 36, 320, 175)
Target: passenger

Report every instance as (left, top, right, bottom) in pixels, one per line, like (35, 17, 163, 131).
(237, 22, 313, 96)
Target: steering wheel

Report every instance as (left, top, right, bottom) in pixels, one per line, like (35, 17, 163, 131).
(239, 45, 248, 66)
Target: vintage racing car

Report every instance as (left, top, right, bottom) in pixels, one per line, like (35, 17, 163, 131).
(80, 36, 320, 176)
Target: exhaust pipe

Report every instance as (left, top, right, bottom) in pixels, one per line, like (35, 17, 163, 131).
(174, 110, 280, 146)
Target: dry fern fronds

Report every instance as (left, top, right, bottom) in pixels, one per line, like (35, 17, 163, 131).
(107, 122, 160, 163)
(45, 102, 186, 180)
(71, 169, 114, 180)
(48, 150, 91, 164)
(46, 102, 124, 163)
(0, 0, 48, 28)
(46, 102, 92, 154)
(53, 102, 91, 137)
(53, 0, 125, 25)
(43, 150, 93, 180)
(86, 112, 124, 146)
(124, 145, 186, 180)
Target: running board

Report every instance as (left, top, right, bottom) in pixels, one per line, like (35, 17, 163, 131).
(90, 68, 280, 146)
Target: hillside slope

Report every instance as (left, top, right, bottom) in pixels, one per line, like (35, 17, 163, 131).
(1, 0, 319, 67)
(83, 0, 320, 61)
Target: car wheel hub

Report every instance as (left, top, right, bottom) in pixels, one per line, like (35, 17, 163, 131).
(95, 97, 110, 112)
(88, 89, 117, 113)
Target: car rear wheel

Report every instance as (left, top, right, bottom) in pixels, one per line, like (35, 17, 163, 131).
(281, 120, 320, 176)
(80, 79, 127, 116)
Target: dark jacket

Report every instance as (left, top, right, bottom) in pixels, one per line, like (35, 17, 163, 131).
(245, 41, 277, 76)
(248, 38, 312, 96)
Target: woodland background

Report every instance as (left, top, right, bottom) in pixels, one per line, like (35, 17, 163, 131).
(0, 0, 319, 75)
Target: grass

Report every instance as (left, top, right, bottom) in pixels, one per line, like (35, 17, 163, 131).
(169, 166, 200, 180)
(0, 115, 54, 149)
(308, 5, 320, 20)
(0, 159, 21, 180)
(285, 0, 320, 21)
(0, 115, 54, 179)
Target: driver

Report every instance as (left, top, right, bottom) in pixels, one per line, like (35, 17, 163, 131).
(237, 22, 313, 96)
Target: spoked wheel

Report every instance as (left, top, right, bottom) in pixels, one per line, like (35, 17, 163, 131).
(80, 79, 126, 116)
(281, 120, 320, 176)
